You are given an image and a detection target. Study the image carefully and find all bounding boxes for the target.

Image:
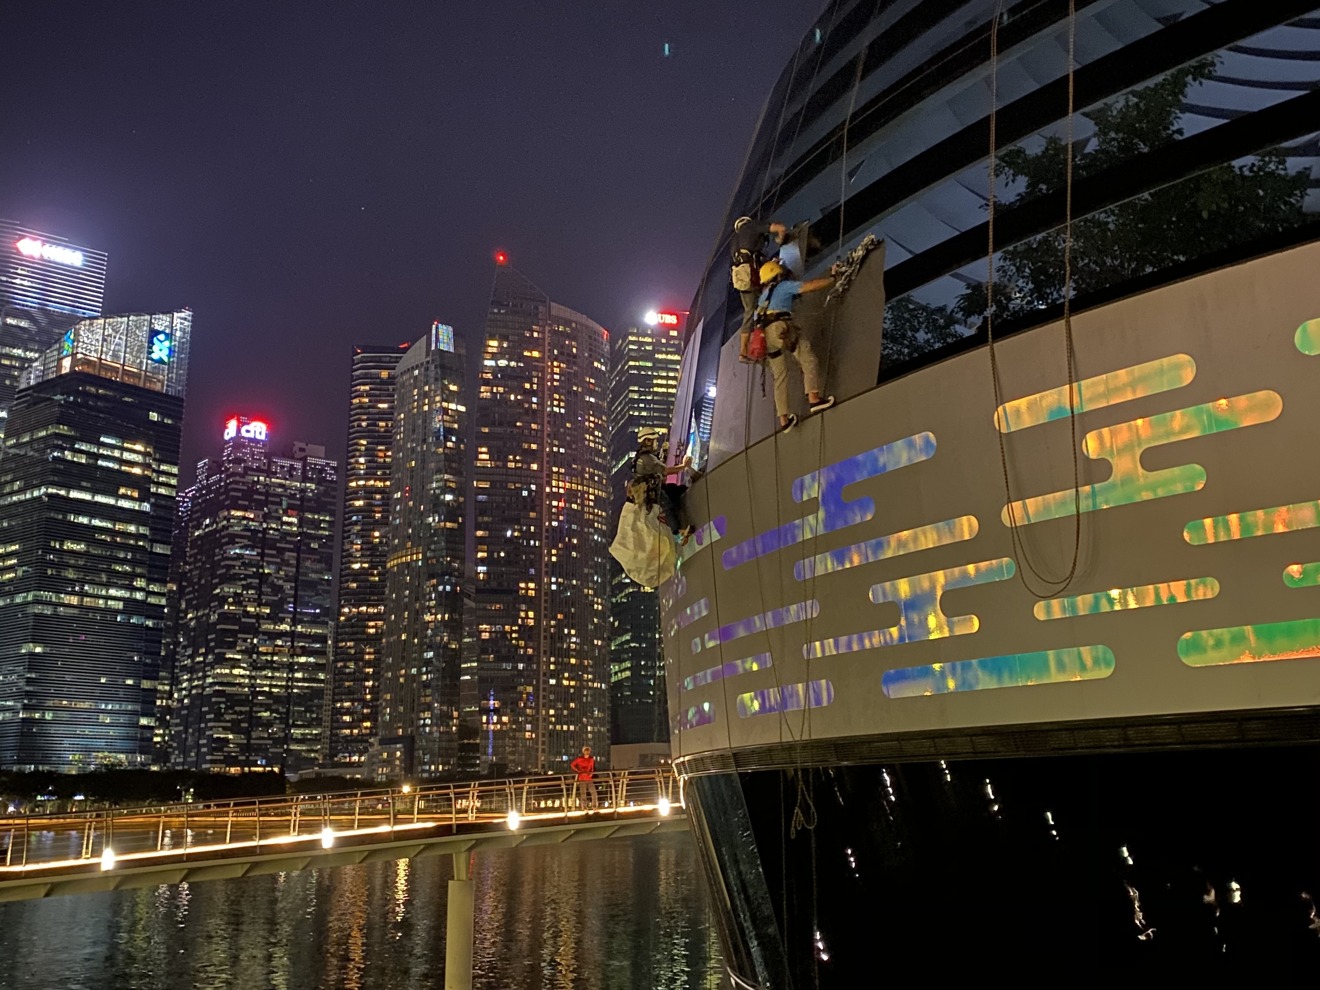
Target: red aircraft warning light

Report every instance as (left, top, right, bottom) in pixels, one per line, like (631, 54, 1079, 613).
(494, 251, 508, 265)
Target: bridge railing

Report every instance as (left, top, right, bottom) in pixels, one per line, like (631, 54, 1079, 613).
(0, 767, 682, 872)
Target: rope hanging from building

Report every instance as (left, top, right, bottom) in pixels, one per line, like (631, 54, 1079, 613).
(984, 0, 1085, 599)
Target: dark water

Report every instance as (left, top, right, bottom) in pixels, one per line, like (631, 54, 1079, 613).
(0, 832, 724, 989)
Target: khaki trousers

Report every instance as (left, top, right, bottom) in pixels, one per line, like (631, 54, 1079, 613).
(765, 319, 822, 418)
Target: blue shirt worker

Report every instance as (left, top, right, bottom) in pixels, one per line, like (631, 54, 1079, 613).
(756, 259, 836, 432)
(731, 216, 787, 362)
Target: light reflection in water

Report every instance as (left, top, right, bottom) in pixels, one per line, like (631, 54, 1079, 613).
(0, 832, 721, 990)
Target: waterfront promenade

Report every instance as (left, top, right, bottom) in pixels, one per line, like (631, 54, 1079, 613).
(0, 768, 684, 904)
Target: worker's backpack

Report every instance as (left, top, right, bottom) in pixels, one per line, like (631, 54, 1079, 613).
(730, 248, 758, 292)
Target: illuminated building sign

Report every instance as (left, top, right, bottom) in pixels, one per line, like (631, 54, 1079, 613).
(431, 321, 455, 353)
(15, 236, 84, 267)
(148, 330, 172, 364)
(645, 310, 681, 327)
(223, 417, 269, 442)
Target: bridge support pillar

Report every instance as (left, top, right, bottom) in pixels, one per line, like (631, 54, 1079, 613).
(444, 851, 474, 990)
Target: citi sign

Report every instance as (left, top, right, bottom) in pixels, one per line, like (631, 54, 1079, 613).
(223, 417, 269, 442)
(14, 237, 84, 267)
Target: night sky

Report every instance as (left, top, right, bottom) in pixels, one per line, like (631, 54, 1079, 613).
(1, 1, 818, 473)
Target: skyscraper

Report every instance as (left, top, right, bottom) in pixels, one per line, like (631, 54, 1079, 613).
(169, 417, 337, 773)
(375, 322, 467, 778)
(0, 310, 188, 770)
(326, 341, 411, 766)
(0, 221, 109, 438)
(472, 260, 610, 774)
(607, 321, 684, 745)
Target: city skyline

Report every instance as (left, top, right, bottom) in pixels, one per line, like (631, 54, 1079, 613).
(0, 4, 818, 477)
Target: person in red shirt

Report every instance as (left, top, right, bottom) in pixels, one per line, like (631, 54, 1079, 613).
(570, 745, 599, 812)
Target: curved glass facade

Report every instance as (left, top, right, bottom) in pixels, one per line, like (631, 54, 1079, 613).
(673, 3, 1320, 984)
(676, 0, 1320, 464)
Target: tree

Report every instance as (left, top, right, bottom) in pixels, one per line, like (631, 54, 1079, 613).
(883, 57, 1310, 358)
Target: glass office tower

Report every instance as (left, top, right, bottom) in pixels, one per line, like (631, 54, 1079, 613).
(374, 323, 467, 778)
(607, 322, 684, 745)
(0, 310, 188, 770)
(471, 260, 610, 773)
(0, 220, 109, 439)
(326, 341, 411, 766)
(169, 418, 337, 773)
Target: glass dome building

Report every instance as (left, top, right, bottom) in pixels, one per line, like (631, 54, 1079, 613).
(663, 2, 1320, 983)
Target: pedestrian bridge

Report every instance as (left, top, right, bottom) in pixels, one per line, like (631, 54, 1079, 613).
(0, 768, 686, 904)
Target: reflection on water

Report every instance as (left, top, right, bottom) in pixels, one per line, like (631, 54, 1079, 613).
(0, 832, 723, 990)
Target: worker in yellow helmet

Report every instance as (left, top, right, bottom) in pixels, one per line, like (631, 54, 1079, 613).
(730, 216, 787, 362)
(754, 258, 836, 433)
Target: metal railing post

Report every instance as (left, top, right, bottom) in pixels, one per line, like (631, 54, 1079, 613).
(412, 789, 420, 824)
(353, 794, 361, 831)
(157, 809, 166, 851)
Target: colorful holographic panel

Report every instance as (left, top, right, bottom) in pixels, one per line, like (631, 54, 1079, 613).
(679, 515, 728, 564)
(1003, 390, 1282, 526)
(674, 702, 716, 731)
(721, 432, 936, 571)
(693, 600, 820, 654)
(804, 558, 1015, 659)
(736, 679, 834, 718)
(1297, 319, 1320, 356)
(1033, 577, 1219, 620)
(667, 598, 710, 639)
(683, 652, 773, 692)
(1178, 619, 1320, 667)
(882, 645, 1116, 698)
(1184, 499, 1320, 546)
(794, 516, 979, 581)
(1283, 563, 1320, 589)
(994, 354, 1196, 433)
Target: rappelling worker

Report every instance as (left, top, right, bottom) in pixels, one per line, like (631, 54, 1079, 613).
(755, 258, 836, 433)
(731, 216, 787, 363)
(630, 428, 694, 543)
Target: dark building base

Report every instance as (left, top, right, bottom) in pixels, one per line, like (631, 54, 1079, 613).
(684, 739, 1320, 985)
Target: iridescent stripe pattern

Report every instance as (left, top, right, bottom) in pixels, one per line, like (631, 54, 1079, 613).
(882, 646, 1116, 698)
(794, 516, 978, 581)
(721, 433, 936, 571)
(1033, 578, 1219, 620)
(994, 354, 1196, 432)
(1003, 391, 1282, 526)
(679, 515, 727, 563)
(673, 702, 716, 732)
(1179, 620, 1320, 667)
(805, 559, 1016, 659)
(1184, 499, 1320, 545)
(1296, 318, 1319, 356)
(1283, 563, 1320, 589)
(692, 600, 819, 654)
(683, 653, 773, 692)
(667, 598, 709, 639)
(736, 680, 834, 717)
